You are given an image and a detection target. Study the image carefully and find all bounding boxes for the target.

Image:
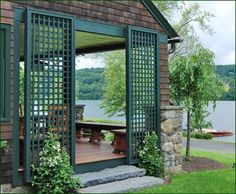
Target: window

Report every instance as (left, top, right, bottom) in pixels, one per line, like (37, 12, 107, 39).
(0, 24, 11, 121)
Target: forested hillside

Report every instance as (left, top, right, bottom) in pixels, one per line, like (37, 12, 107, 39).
(216, 65, 235, 101)
(75, 65, 235, 101)
(75, 68, 104, 100)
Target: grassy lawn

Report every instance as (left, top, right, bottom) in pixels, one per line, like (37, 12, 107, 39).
(135, 149, 235, 193)
(83, 118, 124, 125)
(189, 149, 235, 167)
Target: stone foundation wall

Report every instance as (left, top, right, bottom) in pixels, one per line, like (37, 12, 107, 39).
(160, 106, 183, 174)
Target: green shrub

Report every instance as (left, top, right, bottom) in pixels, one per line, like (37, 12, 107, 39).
(191, 132, 213, 139)
(138, 132, 164, 177)
(182, 131, 187, 137)
(182, 131, 213, 140)
(0, 140, 7, 151)
(0, 140, 7, 150)
(104, 132, 114, 142)
(32, 129, 80, 194)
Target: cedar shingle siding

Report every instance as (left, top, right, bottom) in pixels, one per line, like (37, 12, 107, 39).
(1, 1, 14, 183)
(0, 0, 170, 184)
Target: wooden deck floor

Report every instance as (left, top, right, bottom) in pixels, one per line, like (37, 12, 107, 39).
(75, 138, 126, 164)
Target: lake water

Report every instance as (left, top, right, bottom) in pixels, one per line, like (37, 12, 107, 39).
(77, 100, 235, 143)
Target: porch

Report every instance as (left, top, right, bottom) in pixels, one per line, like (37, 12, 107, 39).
(75, 138, 125, 164)
(13, 4, 170, 185)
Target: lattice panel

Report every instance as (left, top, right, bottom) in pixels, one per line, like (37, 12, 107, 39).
(127, 28, 159, 163)
(25, 9, 74, 180)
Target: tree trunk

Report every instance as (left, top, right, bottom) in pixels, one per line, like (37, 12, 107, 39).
(200, 126, 202, 133)
(185, 110, 191, 161)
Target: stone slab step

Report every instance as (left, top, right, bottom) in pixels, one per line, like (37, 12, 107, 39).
(73, 165, 146, 188)
(78, 176, 164, 193)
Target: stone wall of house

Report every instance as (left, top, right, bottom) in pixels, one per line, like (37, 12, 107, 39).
(160, 106, 183, 174)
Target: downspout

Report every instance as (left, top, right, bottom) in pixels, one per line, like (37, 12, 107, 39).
(168, 37, 183, 54)
(168, 42, 176, 54)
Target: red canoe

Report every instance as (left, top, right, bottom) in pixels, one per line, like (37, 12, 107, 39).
(207, 130, 233, 137)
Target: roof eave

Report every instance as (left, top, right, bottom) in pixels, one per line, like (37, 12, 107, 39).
(142, 0, 180, 41)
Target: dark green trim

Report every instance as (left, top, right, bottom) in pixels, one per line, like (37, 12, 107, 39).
(24, 7, 76, 182)
(12, 7, 23, 186)
(76, 19, 125, 38)
(75, 158, 125, 174)
(125, 26, 131, 164)
(77, 42, 125, 55)
(126, 25, 161, 164)
(13, 6, 24, 21)
(142, 0, 179, 39)
(24, 8, 32, 182)
(159, 33, 168, 44)
(156, 33, 161, 149)
(71, 16, 76, 171)
(0, 23, 11, 122)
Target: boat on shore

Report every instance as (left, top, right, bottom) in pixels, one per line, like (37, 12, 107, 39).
(202, 128, 233, 137)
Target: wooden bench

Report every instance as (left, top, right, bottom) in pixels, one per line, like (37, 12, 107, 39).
(76, 121, 126, 143)
(110, 129, 126, 153)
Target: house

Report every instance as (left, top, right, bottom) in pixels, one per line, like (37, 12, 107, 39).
(0, 0, 183, 187)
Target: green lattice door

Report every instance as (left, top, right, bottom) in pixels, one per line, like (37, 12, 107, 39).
(126, 26, 160, 164)
(24, 8, 75, 182)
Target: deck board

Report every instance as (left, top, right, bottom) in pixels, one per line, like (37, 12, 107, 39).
(76, 138, 125, 164)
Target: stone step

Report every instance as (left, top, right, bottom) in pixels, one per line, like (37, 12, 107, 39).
(73, 165, 146, 188)
(78, 176, 164, 193)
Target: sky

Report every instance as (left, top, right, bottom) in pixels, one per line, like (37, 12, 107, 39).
(77, 1, 235, 69)
(197, 1, 235, 65)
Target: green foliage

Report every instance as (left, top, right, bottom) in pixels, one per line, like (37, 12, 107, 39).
(75, 67, 104, 100)
(182, 132, 213, 140)
(139, 132, 164, 177)
(191, 110, 213, 131)
(216, 64, 235, 78)
(136, 150, 235, 193)
(100, 50, 126, 117)
(0, 140, 7, 150)
(104, 132, 114, 142)
(74, 65, 233, 101)
(101, 1, 216, 117)
(19, 67, 24, 115)
(216, 65, 235, 101)
(32, 129, 80, 194)
(169, 46, 224, 130)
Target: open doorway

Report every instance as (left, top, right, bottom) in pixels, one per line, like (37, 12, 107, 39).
(75, 31, 127, 166)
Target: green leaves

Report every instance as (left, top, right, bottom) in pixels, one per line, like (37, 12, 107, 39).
(32, 130, 80, 194)
(169, 45, 224, 131)
(0, 140, 7, 150)
(139, 132, 164, 177)
(101, 50, 126, 117)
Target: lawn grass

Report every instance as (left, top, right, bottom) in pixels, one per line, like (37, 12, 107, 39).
(138, 168, 235, 193)
(83, 118, 125, 125)
(189, 149, 235, 167)
(135, 149, 235, 193)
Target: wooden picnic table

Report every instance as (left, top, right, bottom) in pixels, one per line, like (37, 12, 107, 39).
(76, 121, 126, 143)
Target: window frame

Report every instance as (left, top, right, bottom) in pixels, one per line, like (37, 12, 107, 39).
(0, 23, 11, 122)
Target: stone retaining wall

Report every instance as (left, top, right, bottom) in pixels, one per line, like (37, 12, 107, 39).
(160, 106, 183, 174)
